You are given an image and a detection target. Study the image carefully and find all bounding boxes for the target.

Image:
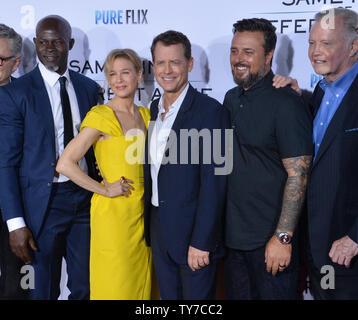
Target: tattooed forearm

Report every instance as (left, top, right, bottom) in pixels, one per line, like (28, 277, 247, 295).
(277, 155, 312, 233)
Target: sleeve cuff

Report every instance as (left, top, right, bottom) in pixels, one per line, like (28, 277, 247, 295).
(6, 217, 26, 232)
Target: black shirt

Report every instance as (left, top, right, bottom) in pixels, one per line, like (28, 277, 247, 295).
(224, 70, 313, 251)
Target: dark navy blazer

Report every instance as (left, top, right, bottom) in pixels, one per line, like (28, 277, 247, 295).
(0, 66, 99, 238)
(307, 74, 358, 276)
(143, 84, 230, 264)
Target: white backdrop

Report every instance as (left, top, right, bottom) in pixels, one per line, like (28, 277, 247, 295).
(2, 0, 357, 300)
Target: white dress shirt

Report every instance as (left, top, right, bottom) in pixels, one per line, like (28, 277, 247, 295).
(150, 83, 189, 207)
(7, 62, 88, 232)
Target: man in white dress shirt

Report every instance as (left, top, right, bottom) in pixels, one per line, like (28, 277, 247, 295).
(143, 30, 230, 299)
(0, 15, 99, 299)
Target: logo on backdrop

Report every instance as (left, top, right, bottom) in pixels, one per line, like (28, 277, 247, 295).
(310, 73, 324, 88)
(95, 9, 148, 25)
(69, 59, 213, 103)
(282, 0, 355, 7)
(252, 0, 356, 34)
(70, 59, 153, 77)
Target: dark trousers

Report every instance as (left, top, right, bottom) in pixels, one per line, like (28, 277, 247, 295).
(307, 245, 358, 300)
(29, 181, 91, 300)
(0, 212, 28, 300)
(224, 246, 298, 300)
(150, 205, 218, 300)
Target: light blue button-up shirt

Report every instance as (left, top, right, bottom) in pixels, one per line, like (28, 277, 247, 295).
(313, 61, 358, 160)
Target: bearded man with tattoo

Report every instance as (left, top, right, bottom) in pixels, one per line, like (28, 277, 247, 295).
(223, 18, 312, 300)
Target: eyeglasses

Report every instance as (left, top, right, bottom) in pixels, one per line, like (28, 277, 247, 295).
(0, 55, 14, 66)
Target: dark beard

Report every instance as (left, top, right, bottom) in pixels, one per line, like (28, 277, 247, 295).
(233, 66, 266, 89)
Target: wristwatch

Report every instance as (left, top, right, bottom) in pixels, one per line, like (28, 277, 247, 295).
(274, 231, 292, 244)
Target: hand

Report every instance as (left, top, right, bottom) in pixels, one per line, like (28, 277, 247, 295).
(272, 75, 302, 96)
(9, 227, 38, 264)
(265, 235, 292, 276)
(329, 235, 358, 268)
(187, 245, 210, 271)
(103, 177, 134, 198)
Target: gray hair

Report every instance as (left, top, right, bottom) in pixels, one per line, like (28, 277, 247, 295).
(0, 23, 22, 57)
(315, 8, 358, 45)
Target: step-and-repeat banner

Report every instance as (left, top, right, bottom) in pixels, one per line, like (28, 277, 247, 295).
(1, 0, 357, 300)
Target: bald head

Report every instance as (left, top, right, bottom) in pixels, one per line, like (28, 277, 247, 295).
(36, 15, 72, 40)
(33, 15, 74, 75)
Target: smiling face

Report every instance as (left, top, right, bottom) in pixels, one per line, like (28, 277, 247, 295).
(152, 42, 193, 101)
(230, 31, 273, 89)
(33, 17, 74, 75)
(308, 16, 358, 83)
(107, 57, 142, 99)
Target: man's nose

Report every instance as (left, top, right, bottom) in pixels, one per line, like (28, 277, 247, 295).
(231, 52, 245, 65)
(45, 41, 56, 51)
(311, 43, 321, 56)
(164, 62, 172, 74)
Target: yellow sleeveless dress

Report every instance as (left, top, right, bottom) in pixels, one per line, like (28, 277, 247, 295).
(80, 104, 152, 300)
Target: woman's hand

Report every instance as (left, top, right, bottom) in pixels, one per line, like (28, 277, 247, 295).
(103, 177, 135, 198)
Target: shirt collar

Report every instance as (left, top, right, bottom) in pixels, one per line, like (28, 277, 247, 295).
(236, 69, 274, 97)
(38, 61, 70, 87)
(319, 60, 358, 93)
(158, 82, 189, 116)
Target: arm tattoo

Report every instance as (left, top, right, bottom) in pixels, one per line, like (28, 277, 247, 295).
(277, 155, 312, 233)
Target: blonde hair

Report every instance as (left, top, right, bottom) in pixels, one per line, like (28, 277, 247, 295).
(104, 48, 142, 79)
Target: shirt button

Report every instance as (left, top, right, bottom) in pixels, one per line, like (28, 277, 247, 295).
(320, 122, 324, 126)
(336, 94, 339, 98)
(317, 143, 320, 147)
(326, 101, 329, 105)
(240, 104, 243, 108)
(51, 162, 56, 167)
(47, 182, 51, 187)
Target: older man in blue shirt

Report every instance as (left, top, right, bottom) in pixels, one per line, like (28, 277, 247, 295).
(306, 8, 358, 300)
(313, 61, 358, 159)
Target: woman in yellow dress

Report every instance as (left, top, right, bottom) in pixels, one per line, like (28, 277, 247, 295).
(56, 49, 152, 299)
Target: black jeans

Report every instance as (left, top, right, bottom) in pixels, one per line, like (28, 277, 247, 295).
(224, 245, 298, 300)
